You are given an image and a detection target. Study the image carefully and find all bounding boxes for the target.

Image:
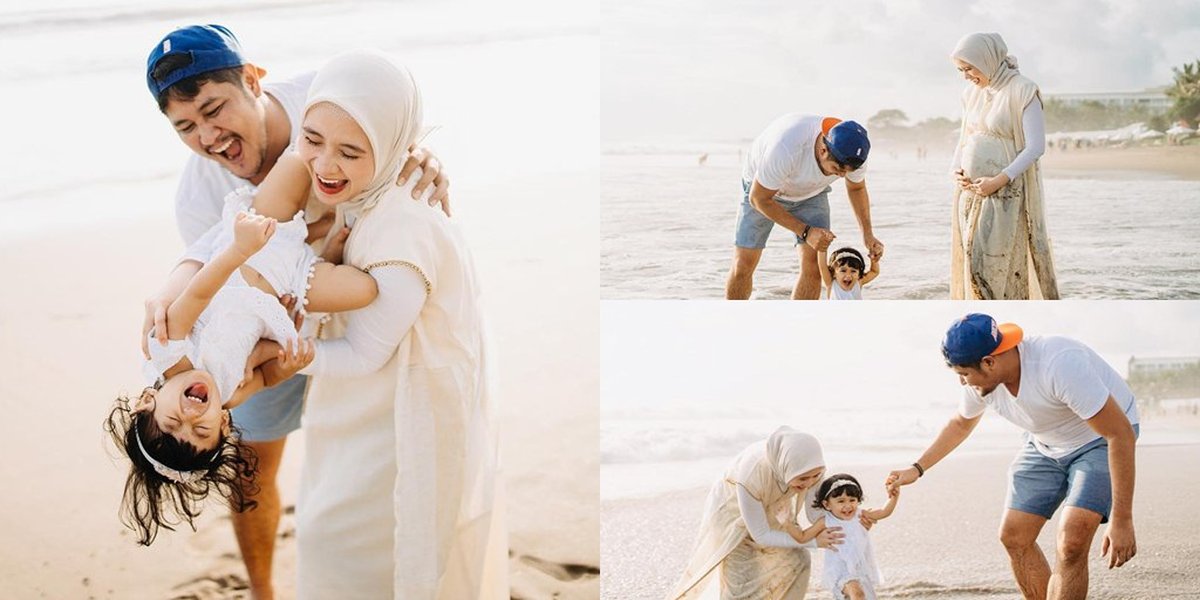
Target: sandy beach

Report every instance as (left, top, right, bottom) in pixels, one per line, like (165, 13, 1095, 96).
(601, 418, 1200, 600)
(1039, 144, 1200, 181)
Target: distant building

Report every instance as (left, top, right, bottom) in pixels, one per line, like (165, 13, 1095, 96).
(1044, 89, 1172, 113)
(1128, 356, 1200, 375)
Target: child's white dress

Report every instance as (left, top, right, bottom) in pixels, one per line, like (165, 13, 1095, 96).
(828, 280, 863, 300)
(144, 188, 315, 401)
(822, 509, 882, 599)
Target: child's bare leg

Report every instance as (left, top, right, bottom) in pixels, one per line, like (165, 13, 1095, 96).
(305, 262, 378, 313)
(842, 580, 867, 600)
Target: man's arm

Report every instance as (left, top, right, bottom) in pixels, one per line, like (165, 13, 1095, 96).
(749, 180, 835, 250)
(845, 178, 883, 260)
(1087, 397, 1137, 568)
(887, 412, 981, 491)
(142, 260, 204, 357)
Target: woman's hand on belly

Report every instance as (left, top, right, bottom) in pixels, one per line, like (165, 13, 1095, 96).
(969, 172, 1010, 197)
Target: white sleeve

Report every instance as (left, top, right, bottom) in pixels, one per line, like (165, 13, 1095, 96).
(1001, 98, 1046, 181)
(179, 221, 220, 265)
(301, 266, 428, 378)
(958, 387, 987, 419)
(175, 157, 230, 246)
(754, 143, 796, 191)
(735, 485, 810, 549)
(1049, 349, 1111, 420)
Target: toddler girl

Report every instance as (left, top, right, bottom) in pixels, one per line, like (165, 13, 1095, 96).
(812, 473, 899, 600)
(820, 247, 880, 300)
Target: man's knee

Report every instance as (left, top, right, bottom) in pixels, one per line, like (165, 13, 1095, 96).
(730, 250, 761, 277)
(999, 520, 1040, 553)
(1057, 516, 1100, 564)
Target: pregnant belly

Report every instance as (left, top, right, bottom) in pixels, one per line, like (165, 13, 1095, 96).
(961, 134, 1010, 180)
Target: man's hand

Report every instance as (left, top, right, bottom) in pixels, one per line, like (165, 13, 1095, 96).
(141, 296, 171, 358)
(399, 145, 451, 217)
(1101, 518, 1136, 569)
(815, 525, 845, 552)
(261, 337, 315, 385)
(805, 226, 836, 251)
(864, 234, 885, 261)
(232, 211, 277, 258)
(886, 466, 920, 494)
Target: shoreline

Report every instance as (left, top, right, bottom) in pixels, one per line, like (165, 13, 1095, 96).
(1038, 144, 1200, 181)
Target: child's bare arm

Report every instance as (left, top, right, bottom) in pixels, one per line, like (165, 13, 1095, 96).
(818, 250, 832, 290)
(863, 486, 900, 521)
(304, 263, 379, 313)
(786, 518, 827, 544)
(228, 368, 268, 408)
(166, 213, 276, 340)
(249, 152, 311, 221)
(861, 255, 881, 286)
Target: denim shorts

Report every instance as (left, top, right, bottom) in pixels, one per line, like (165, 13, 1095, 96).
(230, 374, 307, 442)
(1006, 424, 1139, 524)
(733, 181, 831, 249)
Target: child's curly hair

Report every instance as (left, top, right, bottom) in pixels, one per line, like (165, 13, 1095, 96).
(827, 247, 867, 276)
(812, 473, 864, 509)
(104, 389, 259, 545)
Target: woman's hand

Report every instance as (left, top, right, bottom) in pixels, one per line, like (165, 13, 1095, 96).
(969, 173, 1010, 197)
(815, 525, 845, 552)
(859, 511, 877, 530)
(953, 168, 972, 189)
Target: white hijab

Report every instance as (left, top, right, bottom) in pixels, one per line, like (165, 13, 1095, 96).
(304, 49, 424, 227)
(951, 32, 1019, 91)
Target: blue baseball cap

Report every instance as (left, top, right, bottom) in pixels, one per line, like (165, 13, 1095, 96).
(146, 25, 247, 98)
(942, 313, 1023, 366)
(824, 120, 870, 169)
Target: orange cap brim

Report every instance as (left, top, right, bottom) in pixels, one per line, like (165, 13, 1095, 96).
(990, 323, 1023, 356)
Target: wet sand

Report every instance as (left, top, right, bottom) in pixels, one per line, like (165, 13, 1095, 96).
(1040, 144, 1200, 181)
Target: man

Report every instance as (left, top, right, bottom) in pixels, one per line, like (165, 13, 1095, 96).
(888, 314, 1139, 600)
(140, 25, 448, 600)
(726, 115, 884, 300)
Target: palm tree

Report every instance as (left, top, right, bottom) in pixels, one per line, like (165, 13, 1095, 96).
(1167, 60, 1200, 124)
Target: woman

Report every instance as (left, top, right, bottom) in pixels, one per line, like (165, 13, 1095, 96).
(949, 33, 1059, 300)
(669, 427, 844, 600)
(290, 51, 506, 599)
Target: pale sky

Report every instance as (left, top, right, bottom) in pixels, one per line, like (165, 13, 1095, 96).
(601, 0, 1200, 143)
(601, 301, 1200, 416)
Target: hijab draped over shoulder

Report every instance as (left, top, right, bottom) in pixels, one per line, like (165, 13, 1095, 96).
(949, 33, 1059, 300)
(670, 427, 824, 599)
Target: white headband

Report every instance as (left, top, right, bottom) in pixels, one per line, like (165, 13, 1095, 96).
(830, 250, 864, 266)
(135, 428, 210, 485)
(823, 477, 859, 499)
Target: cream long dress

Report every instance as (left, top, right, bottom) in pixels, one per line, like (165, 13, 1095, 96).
(951, 75, 1059, 300)
(296, 188, 507, 599)
(669, 428, 823, 600)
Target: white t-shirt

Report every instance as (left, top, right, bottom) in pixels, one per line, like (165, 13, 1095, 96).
(174, 71, 317, 246)
(742, 113, 866, 202)
(959, 336, 1139, 458)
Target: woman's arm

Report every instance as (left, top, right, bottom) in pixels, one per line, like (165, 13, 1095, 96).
(249, 152, 312, 221)
(300, 266, 428, 378)
(166, 213, 276, 340)
(1000, 97, 1046, 182)
(734, 484, 810, 549)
